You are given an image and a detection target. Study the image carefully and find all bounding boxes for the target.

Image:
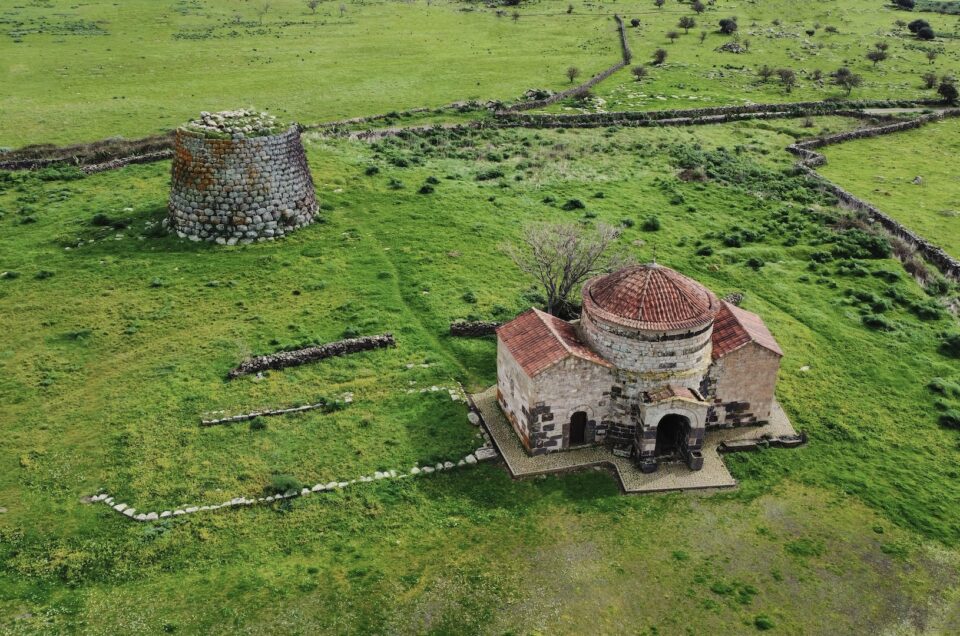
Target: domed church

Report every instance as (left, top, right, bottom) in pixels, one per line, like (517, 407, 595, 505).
(495, 263, 783, 473)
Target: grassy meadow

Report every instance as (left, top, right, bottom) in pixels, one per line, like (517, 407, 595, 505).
(2, 116, 960, 632)
(820, 116, 960, 259)
(4, 0, 960, 147)
(4, 0, 960, 633)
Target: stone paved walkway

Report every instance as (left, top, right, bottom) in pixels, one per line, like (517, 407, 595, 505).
(471, 386, 799, 494)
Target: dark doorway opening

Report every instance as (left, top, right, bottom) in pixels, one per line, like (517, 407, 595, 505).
(655, 414, 689, 457)
(570, 411, 588, 446)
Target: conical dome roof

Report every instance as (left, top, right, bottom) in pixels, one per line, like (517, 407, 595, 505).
(582, 263, 720, 332)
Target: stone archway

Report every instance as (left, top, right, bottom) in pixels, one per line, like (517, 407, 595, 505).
(655, 414, 690, 458)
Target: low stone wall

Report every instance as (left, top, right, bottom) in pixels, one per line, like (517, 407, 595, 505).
(449, 321, 502, 337)
(788, 109, 960, 281)
(200, 397, 349, 426)
(615, 14, 632, 64)
(228, 333, 396, 379)
(167, 124, 318, 243)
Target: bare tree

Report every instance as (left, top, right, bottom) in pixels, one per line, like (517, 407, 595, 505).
(679, 17, 695, 34)
(832, 66, 863, 95)
(667, 30, 680, 43)
(757, 64, 774, 83)
(699, 30, 707, 45)
(566, 66, 581, 83)
(927, 49, 938, 64)
(506, 223, 623, 316)
(256, 1, 271, 25)
(631, 65, 649, 82)
(306, 0, 320, 14)
(777, 68, 797, 93)
(652, 48, 668, 65)
(867, 49, 888, 66)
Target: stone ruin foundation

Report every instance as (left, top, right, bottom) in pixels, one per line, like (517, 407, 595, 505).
(167, 110, 318, 244)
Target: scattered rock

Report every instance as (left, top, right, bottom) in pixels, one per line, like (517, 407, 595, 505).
(467, 412, 481, 426)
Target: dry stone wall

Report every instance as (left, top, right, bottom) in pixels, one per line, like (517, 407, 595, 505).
(167, 124, 318, 244)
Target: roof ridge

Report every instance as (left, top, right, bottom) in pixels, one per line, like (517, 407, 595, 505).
(533, 307, 579, 357)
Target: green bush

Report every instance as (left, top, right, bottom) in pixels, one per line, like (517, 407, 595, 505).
(862, 314, 894, 331)
(641, 215, 661, 231)
(268, 474, 302, 494)
(940, 333, 960, 358)
(249, 418, 267, 431)
(696, 245, 714, 256)
(939, 409, 960, 429)
(754, 614, 776, 631)
(561, 198, 585, 211)
(364, 165, 380, 176)
(746, 257, 765, 270)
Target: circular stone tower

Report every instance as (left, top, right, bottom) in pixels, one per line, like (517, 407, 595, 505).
(579, 263, 720, 389)
(167, 110, 318, 244)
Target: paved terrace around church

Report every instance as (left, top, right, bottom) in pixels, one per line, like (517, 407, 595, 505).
(470, 386, 799, 494)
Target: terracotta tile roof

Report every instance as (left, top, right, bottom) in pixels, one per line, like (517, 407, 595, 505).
(497, 308, 613, 377)
(646, 385, 702, 403)
(711, 301, 783, 359)
(582, 264, 720, 332)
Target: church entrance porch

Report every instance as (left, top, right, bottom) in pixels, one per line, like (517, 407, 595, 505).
(655, 414, 689, 459)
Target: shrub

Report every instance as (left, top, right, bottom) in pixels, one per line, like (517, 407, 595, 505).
(249, 418, 267, 431)
(561, 198, 585, 211)
(754, 615, 776, 631)
(35, 270, 54, 280)
(620, 218, 635, 228)
(719, 17, 738, 35)
(91, 213, 112, 226)
(940, 333, 960, 358)
(475, 168, 505, 181)
(417, 184, 434, 195)
(928, 377, 960, 397)
(462, 290, 478, 304)
(425, 175, 440, 185)
(939, 409, 960, 429)
(696, 245, 714, 256)
(908, 19, 930, 33)
(388, 178, 404, 190)
(862, 314, 894, 331)
(268, 474, 302, 495)
(917, 26, 936, 40)
(364, 165, 380, 176)
(746, 257, 765, 270)
(893, 0, 915, 8)
(641, 215, 661, 231)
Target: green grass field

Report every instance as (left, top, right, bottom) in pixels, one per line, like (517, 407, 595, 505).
(4, 1, 960, 633)
(3, 116, 960, 632)
(820, 117, 960, 259)
(4, 0, 960, 147)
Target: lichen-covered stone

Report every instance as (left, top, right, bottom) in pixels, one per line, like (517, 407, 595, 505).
(168, 114, 318, 242)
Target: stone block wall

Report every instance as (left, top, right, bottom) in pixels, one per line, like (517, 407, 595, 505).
(703, 343, 780, 427)
(530, 357, 612, 453)
(580, 312, 713, 378)
(167, 125, 318, 243)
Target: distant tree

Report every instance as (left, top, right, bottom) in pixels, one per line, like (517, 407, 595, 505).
(505, 222, 623, 317)
(777, 68, 797, 93)
(743, 38, 751, 52)
(938, 78, 959, 103)
(566, 66, 581, 83)
(679, 17, 696, 33)
(667, 30, 680, 43)
(306, 0, 320, 14)
(875, 41, 890, 52)
(893, 0, 915, 9)
(832, 66, 864, 95)
(692, 0, 706, 14)
(256, 1, 271, 25)
(867, 50, 888, 66)
(631, 65, 649, 81)
(811, 68, 824, 83)
(654, 0, 665, 8)
(719, 17, 738, 35)
(652, 48, 668, 65)
(922, 71, 939, 89)
(917, 26, 936, 40)
(339, 3, 346, 17)
(908, 19, 930, 33)
(927, 50, 939, 64)
(511, 10, 520, 21)
(567, 4, 574, 14)
(699, 30, 708, 45)
(757, 64, 774, 83)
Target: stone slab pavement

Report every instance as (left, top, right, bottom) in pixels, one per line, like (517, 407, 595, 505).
(470, 386, 799, 494)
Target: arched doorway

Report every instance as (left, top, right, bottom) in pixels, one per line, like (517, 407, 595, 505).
(569, 411, 588, 446)
(655, 414, 690, 458)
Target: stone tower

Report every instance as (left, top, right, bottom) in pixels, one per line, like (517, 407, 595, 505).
(167, 110, 318, 244)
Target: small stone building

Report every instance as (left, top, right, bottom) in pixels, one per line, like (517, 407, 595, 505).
(496, 263, 782, 473)
(168, 110, 318, 244)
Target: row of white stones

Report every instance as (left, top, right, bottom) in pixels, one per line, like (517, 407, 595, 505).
(87, 448, 496, 522)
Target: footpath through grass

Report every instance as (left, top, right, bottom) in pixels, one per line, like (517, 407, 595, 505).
(2, 117, 960, 632)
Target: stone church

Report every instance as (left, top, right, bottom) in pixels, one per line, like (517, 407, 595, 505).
(495, 263, 783, 473)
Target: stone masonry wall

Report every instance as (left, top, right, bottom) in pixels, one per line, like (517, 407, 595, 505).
(168, 125, 318, 243)
(530, 357, 613, 454)
(496, 340, 537, 450)
(703, 344, 781, 428)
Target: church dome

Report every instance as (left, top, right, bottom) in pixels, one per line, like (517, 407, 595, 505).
(581, 263, 720, 333)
